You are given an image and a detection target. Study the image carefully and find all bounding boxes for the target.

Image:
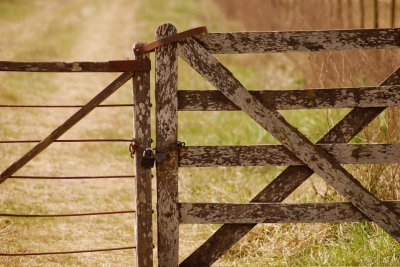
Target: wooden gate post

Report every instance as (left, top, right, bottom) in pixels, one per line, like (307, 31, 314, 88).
(133, 43, 153, 266)
(155, 23, 179, 266)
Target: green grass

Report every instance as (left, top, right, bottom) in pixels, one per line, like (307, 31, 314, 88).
(288, 223, 400, 266)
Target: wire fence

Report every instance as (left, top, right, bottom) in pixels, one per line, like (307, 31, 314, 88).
(0, 77, 139, 258)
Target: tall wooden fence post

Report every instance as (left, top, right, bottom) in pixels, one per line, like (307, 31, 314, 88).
(155, 23, 179, 266)
(133, 43, 153, 266)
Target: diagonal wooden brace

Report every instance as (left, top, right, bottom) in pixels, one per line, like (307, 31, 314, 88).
(0, 72, 134, 184)
(178, 37, 400, 262)
(181, 63, 400, 265)
(180, 110, 399, 266)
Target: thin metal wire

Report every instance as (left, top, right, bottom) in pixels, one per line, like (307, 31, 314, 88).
(10, 175, 135, 180)
(0, 246, 136, 256)
(0, 210, 135, 218)
(0, 139, 132, 144)
(0, 104, 134, 108)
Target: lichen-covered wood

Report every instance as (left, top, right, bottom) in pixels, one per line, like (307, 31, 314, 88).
(179, 202, 400, 224)
(195, 28, 400, 54)
(181, 66, 400, 266)
(178, 85, 400, 111)
(0, 72, 134, 184)
(178, 38, 400, 266)
(0, 60, 150, 72)
(133, 43, 153, 267)
(155, 23, 179, 267)
(179, 143, 400, 167)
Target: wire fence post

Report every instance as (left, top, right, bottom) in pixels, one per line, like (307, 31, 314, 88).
(133, 42, 153, 267)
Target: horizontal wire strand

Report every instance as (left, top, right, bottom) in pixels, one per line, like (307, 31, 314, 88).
(10, 175, 135, 180)
(0, 210, 135, 218)
(0, 139, 133, 144)
(0, 246, 136, 256)
(0, 69, 144, 259)
(0, 104, 135, 108)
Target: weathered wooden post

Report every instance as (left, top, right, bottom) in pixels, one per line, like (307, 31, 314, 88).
(133, 42, 153, 266)
(155, 23, 179, 266)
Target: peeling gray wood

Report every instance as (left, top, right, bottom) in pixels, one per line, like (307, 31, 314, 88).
(178, 38, 400, 265)
(0, 60, 150, 72)
(179, 144, 400, 167)
(178, 85, 400, 111)
(133, 43, 153, 267)
(0, 72, 134, 184)
(195, 28, 400, 54)
(155, 23, 179, 267)
(181, 66, 400, 267)
(179, 202, 400, 224)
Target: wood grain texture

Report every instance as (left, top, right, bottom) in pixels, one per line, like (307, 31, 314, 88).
(179, 143, 400, 167)
(180, 67, 400, 266)
(195, 28, 400, 54)
(179, 202, 400, 224)
(0, 72, 133, 184)
(133, 43, 153, 267)
(155, 23, 179, 267)
(0, 60, 150, 72)
(178, 38, 400, 266)
(178, 85, 400, 111)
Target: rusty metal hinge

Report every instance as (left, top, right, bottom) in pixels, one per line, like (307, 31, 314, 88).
(133, 26, 208, 56)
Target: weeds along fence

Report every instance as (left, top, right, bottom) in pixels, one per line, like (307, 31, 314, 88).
(2, 24, 400, 267)
(0, 57, 153, 265)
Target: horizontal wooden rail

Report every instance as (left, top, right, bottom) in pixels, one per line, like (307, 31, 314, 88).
(10, 175, 135, 179)
(0, 104, 134, 108)
(194, 28, 400, 54)
(0, 59, 150, 72)
(179, 143, 400, 167)
(179, 201, 400, 224)
(0, 139, 132, 144)
(0, 210, 135, 217)
(178, 85, 400, 111)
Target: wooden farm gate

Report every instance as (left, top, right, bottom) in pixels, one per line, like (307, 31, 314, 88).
(149, 23, 400, 266)
(0, 55, 153, 265)
(3, 23, 400, 267)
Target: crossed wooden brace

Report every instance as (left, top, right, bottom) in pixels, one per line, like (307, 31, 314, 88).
(0, 72, 135, 184)
(178, 37, 400, 266)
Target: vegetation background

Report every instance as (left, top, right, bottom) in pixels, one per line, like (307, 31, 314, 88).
(1, 0, 400, 266)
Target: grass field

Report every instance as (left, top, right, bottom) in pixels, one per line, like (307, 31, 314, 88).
(1, 0, 400, 266)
